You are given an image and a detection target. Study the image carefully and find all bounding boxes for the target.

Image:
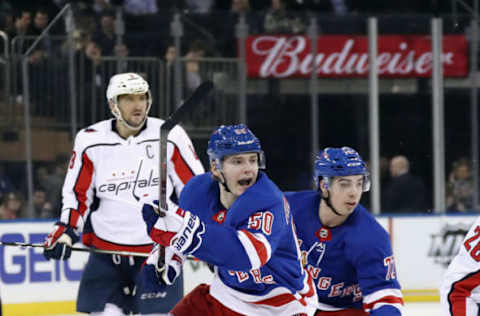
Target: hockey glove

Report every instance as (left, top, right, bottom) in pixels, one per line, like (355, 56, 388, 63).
(170, 211, 205, 255)
(140, 244, 185, 293)
(142, 199, 185, 247)
(43, 222, 79, 260)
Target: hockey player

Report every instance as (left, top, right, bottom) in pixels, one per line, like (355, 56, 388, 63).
(141, 124, 318, 316)
(440, 216, 480, 316)
(43, 72, 204, 315)
(286, 147, 403, 316)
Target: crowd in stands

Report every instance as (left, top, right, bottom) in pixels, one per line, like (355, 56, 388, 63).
(0, 0, 477, 219)
(0, 153, 69, 220)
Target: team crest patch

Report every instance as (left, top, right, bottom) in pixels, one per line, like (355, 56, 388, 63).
(212, 210, 227, 224)
(315, 227, 331, 242)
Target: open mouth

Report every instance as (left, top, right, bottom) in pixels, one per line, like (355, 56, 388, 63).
(238, 178, 253, 187)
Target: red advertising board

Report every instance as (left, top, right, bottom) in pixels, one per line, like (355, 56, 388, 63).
(245, 35, 468, 78)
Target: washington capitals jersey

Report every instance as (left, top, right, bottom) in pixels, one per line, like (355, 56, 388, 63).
(286, 191, 403, 315)
(440, 216, 480, 316)
(179, 172, 317, 316)
(59, 118, 204, 252)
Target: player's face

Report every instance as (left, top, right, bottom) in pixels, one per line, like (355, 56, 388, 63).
(328, 175, 364, 215)
(117, 93, 148, 128)
(220, 152, 259, 197)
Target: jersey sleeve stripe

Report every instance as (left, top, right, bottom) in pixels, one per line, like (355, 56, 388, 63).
(447, 270, 480, 316)
(238, 229, 271, 269)
(68, 209, 81, 228)
(171, 143, 195, 184)
(363, 289, 404, 312)
(73, 152, 94, 218)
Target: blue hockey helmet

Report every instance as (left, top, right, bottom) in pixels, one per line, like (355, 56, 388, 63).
(314, 147, 370, 192)
(207, 124, 266, 170)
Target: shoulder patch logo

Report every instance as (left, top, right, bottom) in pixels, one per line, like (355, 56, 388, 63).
(212, 209, 227, 224)
(84, 128, 97, 133)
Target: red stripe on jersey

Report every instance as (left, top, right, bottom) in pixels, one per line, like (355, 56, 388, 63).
(448, 270, 480, 316)
(150, 227, 176, 247)
(363, 295, 403, 311)
(68, 209, 81, 228)
(254, 293, 297, 307)
(82, 233, 153, 253)
(74, 153, 94, 217)
(254, 275, 315, 307)
(171, 145, 194, 184)
(241, 229, 269, 266)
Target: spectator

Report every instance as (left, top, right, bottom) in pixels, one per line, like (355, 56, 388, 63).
(10, 9, 31, 37)
(33, 189, 54, 218)
(383, 155, 428, 213)
(91, 10, 128, 57)
(43, 153, 69, 212)
(29, 8, 57, 58)
(185, 0, 214, 13)
(0, 0, 13, 32)
(0, 165, 14, 201)
(184, 39, 207, 93)
(446, 157, 474, 212)
(92, 0, 113, 16)
(122, 0, 158, 15)
(218, 0, 262, 57)
(263, 0, 305, 34)
(0, 191, 24, 219)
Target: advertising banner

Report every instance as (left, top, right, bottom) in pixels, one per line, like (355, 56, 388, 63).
(245, 35, 468, 78)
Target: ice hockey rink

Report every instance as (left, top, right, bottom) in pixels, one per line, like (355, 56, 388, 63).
(403, 302, 441, 315)
(51, 302, 440, 316)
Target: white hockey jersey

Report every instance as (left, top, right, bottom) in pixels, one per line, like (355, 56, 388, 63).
(59, 118, 204, 252)
(440, 216, 480, 316)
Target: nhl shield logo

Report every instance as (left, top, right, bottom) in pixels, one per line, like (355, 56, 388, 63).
(428, 222, 471, 267)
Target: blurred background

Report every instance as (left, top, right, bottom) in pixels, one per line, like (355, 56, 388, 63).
(0, 0, 478, 219)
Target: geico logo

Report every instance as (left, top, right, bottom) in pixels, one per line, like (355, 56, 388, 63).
(1, 232, 83, 284)
(98, 176, 159, 195)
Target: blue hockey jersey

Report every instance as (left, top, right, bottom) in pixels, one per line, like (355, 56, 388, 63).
(285, 191, 403, 315)
(179, 172, 317, 315)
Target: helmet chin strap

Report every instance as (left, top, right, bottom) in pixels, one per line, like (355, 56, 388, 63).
(321, 192, 343, 217)
(111, 104, 147, 131)
(219, 171, 232, 193)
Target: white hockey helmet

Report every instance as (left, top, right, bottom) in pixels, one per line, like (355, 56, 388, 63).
(106, 72, 152, 130)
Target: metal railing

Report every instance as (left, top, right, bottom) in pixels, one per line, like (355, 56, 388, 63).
(0, 31, 11, 125)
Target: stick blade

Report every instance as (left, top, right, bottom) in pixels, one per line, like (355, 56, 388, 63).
(162, 80, 214, 131)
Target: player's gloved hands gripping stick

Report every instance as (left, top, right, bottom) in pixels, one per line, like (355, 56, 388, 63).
(142, 199, 204, 255)
(43, 222, 80, 260)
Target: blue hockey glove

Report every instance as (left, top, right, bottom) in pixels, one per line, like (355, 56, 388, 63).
(43, 222, 79, 260)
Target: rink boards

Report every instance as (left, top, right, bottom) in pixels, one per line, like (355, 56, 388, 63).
(0, 215, 476, 315)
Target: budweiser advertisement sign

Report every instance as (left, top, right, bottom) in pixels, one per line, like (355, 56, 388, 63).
(245, 35, 468, 78)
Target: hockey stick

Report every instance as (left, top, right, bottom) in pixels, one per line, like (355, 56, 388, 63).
(0, 241, 197, 261)
(159, 80, 214, 210)
(0, 241, 149, 257)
